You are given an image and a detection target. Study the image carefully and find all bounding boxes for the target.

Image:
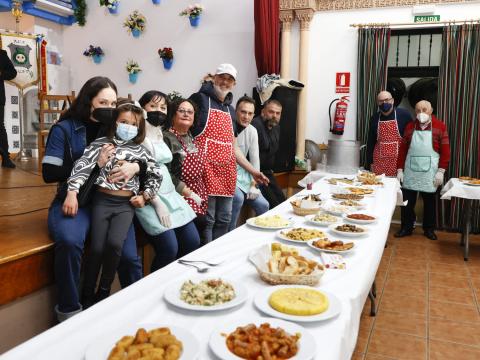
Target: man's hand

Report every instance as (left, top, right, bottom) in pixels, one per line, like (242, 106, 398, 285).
(189, 192, 203, 205)
(62, 191, 78, 217)
(397, 169, 404, 184)
(246, 186, 261, 200)
(434, 169, 445, 187)
(108, 160, 140, 184)
(252, 170, 269, 185)
(130, 195, 146, 208)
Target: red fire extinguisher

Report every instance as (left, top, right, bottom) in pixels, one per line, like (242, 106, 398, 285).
(329, 96, 349, 135)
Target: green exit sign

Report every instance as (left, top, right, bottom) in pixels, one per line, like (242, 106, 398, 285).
(414, 15, 440, 23)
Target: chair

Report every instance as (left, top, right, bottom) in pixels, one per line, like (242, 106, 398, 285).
(37, 92, 75, 168)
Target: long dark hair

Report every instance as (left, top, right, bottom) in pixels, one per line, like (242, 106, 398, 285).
(138, 90, 169, 110)
(105, 98, 146, 144)
(165, 98, 198, 130)
(60, 76, 117, 122)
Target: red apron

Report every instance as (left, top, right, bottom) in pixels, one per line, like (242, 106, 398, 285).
(170, 128, 208, 215)
(371, 111, 402, 177)
(194, 97, 237, 197)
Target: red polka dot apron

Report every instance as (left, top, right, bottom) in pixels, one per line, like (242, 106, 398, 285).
(371, 110, 402, 177)
(194, 98, 237, 197)
(170, 128, 208, 215)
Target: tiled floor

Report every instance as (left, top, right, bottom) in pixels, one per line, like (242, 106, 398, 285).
(353, 224, 480, 360)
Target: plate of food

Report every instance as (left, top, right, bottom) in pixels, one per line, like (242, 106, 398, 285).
(459, 176, 476, 182)
(345, 213, 378, 224)
(328, 223, 369, 237)
(337, 199, 367, 209)
(465, 179, 480, 186)
(85, 324, 200, 360)
(307, 239, 355, 253)
(246, 215, 294, 229)
(346, 186, 375, 196)
(253, 285, 342, 323)
(164, 277, 248, 312)
(322, 204, 353, 216)
(276, 227, 328, 244)
(357, 172, 384, 186)
(209, 317, 316, 360)
(305, 213, 342, 226)
(325, 177, 355, 186)
(249, 243, 324, 286)
(331, 193, 365, 201)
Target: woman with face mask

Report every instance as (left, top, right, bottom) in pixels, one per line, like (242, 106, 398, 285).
(395, 100, 451, 241)
(134, 91, 200, 272)
(42, 77, 144, 322)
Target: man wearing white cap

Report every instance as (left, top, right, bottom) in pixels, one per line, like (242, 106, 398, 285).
(190, 63, 267, 242)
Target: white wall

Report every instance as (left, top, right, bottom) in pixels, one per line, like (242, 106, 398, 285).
(295, 1, 480, 145)
(61, 0, 256, 101)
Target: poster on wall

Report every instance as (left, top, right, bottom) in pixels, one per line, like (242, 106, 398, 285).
(0, 33, 39, 90)
(335, 72, 350, 94)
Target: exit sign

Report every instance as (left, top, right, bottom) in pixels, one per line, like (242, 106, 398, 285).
(414, 15, 440, 23)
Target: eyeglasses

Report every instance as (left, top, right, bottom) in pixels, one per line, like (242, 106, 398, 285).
(378, 98, 392, 104)
(177, 109, 194, 116)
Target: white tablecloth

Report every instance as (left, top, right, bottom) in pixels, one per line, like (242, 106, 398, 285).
(441, 178, 480, 200)
(2, 176, 399, 360)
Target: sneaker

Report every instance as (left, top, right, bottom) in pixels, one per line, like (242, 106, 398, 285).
(1, 158, 16, 168)
(424, 230, 437, 240)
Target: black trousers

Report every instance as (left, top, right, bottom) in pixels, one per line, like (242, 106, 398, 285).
(0, 106, 10, 157)
(260, 171, 286, 209)
(83, 191, 134, 295)
(401, 188, 436, 232)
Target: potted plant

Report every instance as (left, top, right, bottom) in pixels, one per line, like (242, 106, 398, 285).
(83, 45, 105, 64)
(99, 0, 119, 15)
(124, 10, 146, 38)
(158, 47, 174, 70)
(179, 4, 204, 27)
(126, 60, 141, 84)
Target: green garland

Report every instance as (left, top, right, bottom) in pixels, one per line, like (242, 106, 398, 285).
(74, 0, 87, 26)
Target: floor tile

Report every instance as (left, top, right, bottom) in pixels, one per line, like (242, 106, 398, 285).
(390, 258, 428, 272)
(383, 278, 426, 297)
(428, 261, 469, 277)
(368, 329, 426, 360)
(429, 339, 480, 360)
(429, 273, 471, 290)
(365, 354, 398, 360)
(374, 310, 426, 337)
(387, 269, 427, 285)
(429, 318, 480, 347)
(429, 300, 480, 324)
(379, 293, 427, 316)
(351, 351, 365, 360)
(428, 285, 476, 306)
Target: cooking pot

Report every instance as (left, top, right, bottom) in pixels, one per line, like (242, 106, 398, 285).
(327, 140, 365, 175)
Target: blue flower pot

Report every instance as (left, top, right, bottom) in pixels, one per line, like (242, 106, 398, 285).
(129, 73, 138, 84)
(131, 28, 141, 38)
(162, 58, 173, 70)
(189, 15, 200, 27)
(152, 0, 161, 4)
(92, 55, 103, 64)
(108, 4, 118, 14)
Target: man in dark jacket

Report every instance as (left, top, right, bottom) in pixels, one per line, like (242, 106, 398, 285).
(252, 99, 285, 208)
(0, 49, 17, 168)
(190, 63, 267, 242)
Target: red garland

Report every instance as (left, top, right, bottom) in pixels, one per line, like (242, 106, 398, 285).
(40, 39, 48, 94)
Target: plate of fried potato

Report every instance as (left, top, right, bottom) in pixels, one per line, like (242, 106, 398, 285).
(276, 227, 328, 244)
(85, 324, 200, 360)
(209, 317, 316, 360)
(307, 239, 355, 254)
(249, 243, 324, 286)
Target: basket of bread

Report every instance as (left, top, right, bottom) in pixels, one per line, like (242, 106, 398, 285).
(290, 194, 322, 216)
(249, 243, 324, 286)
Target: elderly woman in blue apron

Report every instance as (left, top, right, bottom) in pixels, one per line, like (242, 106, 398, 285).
(395, 100, 451, 240)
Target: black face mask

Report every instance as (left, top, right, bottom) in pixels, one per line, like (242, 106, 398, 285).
(92, 107, 116, 125)
(146, 111, 167, 127)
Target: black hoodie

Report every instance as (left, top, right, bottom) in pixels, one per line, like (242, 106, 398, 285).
(189, 81, 237, 138)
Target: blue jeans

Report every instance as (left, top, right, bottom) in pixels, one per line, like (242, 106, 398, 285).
(48, 200, 142, 313)
(204, 196, 233, 243)
(148, 221, 200, 272)
(229, 187, 270, 231)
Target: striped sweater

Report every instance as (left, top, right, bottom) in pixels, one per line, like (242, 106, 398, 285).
(397, 115, 451, 170)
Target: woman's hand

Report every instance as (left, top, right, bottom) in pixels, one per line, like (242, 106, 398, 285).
(130, 195, 146, 208)
(108, 160, 140, 185)
(97, 144, 116, 168)
(62, 191, 78, 217)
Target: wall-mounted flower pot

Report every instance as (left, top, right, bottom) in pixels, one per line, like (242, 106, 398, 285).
(162, 58, 173, 70)
(131, 28, 141, 38)
(129, 73, 138, 84)
(108, 5, 119, 15)
(92, 55, 103, 64)
(152, 0, 161, 4)
(189, 15, 200, 27)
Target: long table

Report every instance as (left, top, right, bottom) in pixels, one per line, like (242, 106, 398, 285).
(2, 175, 399, 360)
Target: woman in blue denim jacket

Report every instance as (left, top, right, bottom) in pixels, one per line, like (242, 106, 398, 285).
(42, 77, 144, 322)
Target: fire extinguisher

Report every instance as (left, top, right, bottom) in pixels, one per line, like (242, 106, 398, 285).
(329, 96, 349, 135)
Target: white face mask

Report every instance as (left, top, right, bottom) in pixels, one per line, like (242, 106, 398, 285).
(417, 112, 430, 124)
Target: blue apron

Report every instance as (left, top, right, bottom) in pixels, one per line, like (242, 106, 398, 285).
(136, 141, 196, 235)
(403, 128, 439, 193)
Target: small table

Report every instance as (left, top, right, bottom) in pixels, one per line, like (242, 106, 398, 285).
(441, 178, 480, 261)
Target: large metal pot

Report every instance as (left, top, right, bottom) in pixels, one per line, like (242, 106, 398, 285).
(327, 140, 363, 175)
